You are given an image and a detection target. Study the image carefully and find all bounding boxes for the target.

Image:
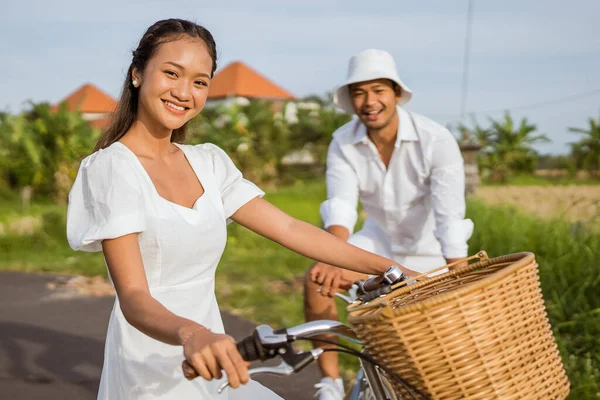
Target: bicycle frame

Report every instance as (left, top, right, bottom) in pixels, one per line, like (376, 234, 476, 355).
(334, 291, 395, 400)
(349, 361, 392, 400)
(287, 320, 393, 400)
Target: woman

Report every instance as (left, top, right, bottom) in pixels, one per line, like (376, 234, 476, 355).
(67, 18, 417, 399)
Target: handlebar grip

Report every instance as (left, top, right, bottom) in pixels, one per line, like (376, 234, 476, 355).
(182, 360, 199, 380)
(360, 285, 392, 302)
(362, 275, 386, 292)
(357, 266, 410, 302)
(182, 334, 264, 380)
(362, 266, 409, 293)
(237, 335, 262, 362)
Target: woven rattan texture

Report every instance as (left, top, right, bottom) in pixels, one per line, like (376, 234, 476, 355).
(347, 253, 570, 400)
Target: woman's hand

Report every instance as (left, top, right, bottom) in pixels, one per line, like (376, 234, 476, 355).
(182, 327, 249, 389)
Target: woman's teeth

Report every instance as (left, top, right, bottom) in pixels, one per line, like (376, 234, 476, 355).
(165, 101, 185, 111)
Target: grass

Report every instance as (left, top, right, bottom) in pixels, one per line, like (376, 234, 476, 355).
(482, 173, 600, 186)
(0, 202, 106, 276)
(467, 199, 600, 398)
(221, 183, 600, 398)
(476, 185, 600, 230)
(0, 190, 99, 272)
(216, 181, 324, 325)
(1, 181, 598, 398)
(482, 169, 600, 186)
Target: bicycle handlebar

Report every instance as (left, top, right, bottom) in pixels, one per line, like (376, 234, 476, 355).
(361, 274, 387, 292)
(182, 320, 357, 380)
(183, 267, 409, 378)
(236, 334, 263, 362)
(357, 266, 409, 301)
(182, 338, 257, 380)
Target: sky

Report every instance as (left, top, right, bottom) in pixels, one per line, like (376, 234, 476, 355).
(2, 0, 599, 154)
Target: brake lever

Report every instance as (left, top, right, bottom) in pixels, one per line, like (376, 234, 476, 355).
(217, 361, 294, 394)
(217, 348, 323, 394)
(316, 284, 359, 304)
(333, 292, 354, 304)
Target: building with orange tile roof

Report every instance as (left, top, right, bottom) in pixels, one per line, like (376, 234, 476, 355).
(55, 62, 295, 128)
(207, 61, 295, 106)
(53, 83, 117, 129)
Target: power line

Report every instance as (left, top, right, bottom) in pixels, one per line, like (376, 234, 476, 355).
(433, 88, 600, 120)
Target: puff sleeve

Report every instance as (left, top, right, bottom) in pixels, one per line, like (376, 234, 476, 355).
(204, 143, 265, 219)
(66, 150, 146, 252)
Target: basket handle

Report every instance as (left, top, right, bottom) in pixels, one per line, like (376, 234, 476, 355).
(391, 250, 489, 290)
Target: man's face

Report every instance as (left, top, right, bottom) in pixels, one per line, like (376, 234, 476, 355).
(349, 79, 401, 131)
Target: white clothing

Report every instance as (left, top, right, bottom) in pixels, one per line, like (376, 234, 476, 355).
(320, 107, 473, 273)
(67, 142, 281, 400)
(314, 377, 344, 400)
(347, 220, 445, 272)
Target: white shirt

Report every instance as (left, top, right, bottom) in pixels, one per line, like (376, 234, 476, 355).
(320, 106, 474, 259)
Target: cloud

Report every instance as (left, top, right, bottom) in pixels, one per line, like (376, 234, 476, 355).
(1, 0, 598, 154)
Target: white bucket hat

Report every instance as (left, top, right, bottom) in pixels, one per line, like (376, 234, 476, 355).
(333, 49, 413, 114)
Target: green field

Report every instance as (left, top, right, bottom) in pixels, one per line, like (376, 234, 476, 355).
(0, 181, 598, 398)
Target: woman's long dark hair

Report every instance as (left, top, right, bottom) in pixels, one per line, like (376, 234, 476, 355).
(94, 19, 217, 151)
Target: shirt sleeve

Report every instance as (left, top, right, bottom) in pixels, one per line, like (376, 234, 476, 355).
(66, 151, 146, 252)
(205, 143, 265, 219)
(320, 138, 359, 233)
(429, 129, 474, 258)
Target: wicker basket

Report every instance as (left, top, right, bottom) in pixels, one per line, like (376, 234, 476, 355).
(347, 251, 570, 400)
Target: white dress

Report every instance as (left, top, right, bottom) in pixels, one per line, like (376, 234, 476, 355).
(67, 142, 282, 400)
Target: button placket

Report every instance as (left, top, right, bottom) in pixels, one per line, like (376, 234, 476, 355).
(383, 144, 402, 232)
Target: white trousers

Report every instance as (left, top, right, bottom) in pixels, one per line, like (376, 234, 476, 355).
(347, 222, 446, 276)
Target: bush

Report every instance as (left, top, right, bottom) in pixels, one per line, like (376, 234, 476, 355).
(42, 210, 66, 239)
(0, 102, 98, 201)
(186, 99, 351, 184)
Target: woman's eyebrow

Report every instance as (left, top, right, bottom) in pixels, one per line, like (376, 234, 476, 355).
(163, 61, 210, 78)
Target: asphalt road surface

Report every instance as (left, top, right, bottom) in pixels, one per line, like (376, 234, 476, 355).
(0, 271, 323, 400)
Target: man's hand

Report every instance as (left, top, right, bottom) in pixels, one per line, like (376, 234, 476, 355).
(309, 262, 353, 297)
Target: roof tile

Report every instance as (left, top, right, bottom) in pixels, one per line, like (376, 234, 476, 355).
(208, 62, 295, 100)
(53, 83, 117, 114)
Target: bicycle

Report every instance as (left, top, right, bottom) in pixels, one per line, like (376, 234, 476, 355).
(183, 266, 427, 400)
(184, 251, 571, 399)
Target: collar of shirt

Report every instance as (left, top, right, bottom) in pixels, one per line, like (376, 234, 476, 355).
(351, 106, 419, 148)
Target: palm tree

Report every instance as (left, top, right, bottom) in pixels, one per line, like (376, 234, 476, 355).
(456, 117, 494, 148)
(569, 117, 600, 178)
(486, 112, 549, 181)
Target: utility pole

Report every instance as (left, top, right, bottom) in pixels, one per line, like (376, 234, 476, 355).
(460, 0, 474, 123)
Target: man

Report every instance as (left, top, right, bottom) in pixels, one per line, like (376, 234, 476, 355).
(304, 49, 474, 399)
